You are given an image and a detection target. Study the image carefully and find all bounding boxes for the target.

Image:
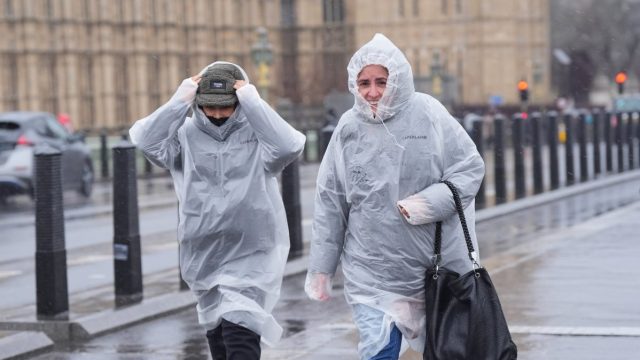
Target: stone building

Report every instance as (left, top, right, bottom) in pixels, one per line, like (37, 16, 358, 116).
(0, 0, 549, 132)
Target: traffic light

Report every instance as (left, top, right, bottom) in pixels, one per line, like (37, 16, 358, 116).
(518, 80, 529, 102)
(615, 71, 627, 95)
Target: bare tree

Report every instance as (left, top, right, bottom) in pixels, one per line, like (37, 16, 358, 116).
(551, 0, 640, 98)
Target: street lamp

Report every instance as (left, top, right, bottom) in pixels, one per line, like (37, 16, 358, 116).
(250, 27, 273, 102)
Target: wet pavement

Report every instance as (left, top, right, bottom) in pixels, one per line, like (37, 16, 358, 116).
(15, 171, 640, 360)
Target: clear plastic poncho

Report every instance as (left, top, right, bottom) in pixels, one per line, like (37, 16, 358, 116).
(305, 34, 485, 358)
(129, 61, 306, 345)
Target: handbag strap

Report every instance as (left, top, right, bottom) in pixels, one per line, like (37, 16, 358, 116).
(433, 180, 479, 268)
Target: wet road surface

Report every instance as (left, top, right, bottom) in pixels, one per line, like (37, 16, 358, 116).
(25, 176, 640, 359)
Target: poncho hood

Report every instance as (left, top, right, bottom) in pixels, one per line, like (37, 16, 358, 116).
(347, 33, 415, 122)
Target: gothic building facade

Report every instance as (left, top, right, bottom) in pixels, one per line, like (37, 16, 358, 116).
(0, 0, 549, 131)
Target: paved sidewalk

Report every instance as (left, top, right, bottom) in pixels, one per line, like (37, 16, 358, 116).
(262, 200, 640, 360)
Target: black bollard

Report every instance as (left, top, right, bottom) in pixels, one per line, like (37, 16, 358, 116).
(34, 145, 69, 320)
(626, 112, 635, 170)
(616, 112, 625, 173)
(592, 109, 602, 176)
(112, 141, 143, 306)
(547, 111, 560, 190)
(100, 131, 109, 179)
(530, 112, 544, 194)
(493, 115, 507, 205)
(512, 113, 526, 199)
(282, 157, 303, 259)
(636, 112, 640, 168)
(578, 111, 589, 182)
(319, 123, 335, 161)
(471, 119, 486, 208)
(605, 112, 613, 173)
(564, 112, 575, 186)
(144, 156, 153, 178)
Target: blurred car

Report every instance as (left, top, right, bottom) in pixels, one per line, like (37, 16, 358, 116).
(0, 111, 94, 199)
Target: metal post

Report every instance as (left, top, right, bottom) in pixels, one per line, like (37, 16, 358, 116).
(564, 112, 575, 186)
(144, 156, 153, 178)
(512, 113, 526, 199)
(592, 109, 601, 176)
(471, 119, 485, 208)
(636, 112, 640, 169)
(493, 115, 507, 204)
(605, 112, 613, 173)
(112, 141, 143, 306)
(547, 111, 560, 190)
(100, 131, 109, 179)
(616, 112, 625, 173)
(530, 112, 544, 194)
(282, 157, 303, 259)
(320, 123, 335, 161)
(34, 145, 69, 320)
(578, 111, 589, 182)
(626, 112, 635, 170)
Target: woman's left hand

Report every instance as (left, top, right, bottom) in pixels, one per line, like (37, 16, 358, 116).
(233, 80, 247, 90)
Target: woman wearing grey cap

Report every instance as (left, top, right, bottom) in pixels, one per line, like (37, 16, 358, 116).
(305, 34, 485, 359)
(129, 61, 306, 359)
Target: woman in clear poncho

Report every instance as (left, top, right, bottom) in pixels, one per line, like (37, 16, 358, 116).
(305, 34, 485, 359)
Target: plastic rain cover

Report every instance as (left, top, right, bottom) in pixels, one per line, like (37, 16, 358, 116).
(129, 61, 306, 346)
(305, 34, 485, 358)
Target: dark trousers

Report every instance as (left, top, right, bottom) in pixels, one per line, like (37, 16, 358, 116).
(206, 319, 261, 360)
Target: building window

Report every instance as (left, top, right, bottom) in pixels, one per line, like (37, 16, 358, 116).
(41, 56, 59, 114)
(398, 0, 405, 17)
(281, 0, 295, 27)
(117, 0, 125, 21)
(456, 0, 463, 14)
(147, 56, 161, 109)
(80, 56, 95, 128)
(46, 0, 53, 18)
(114, 56, 129, 127)
(323, 0, 344, 23)
(82, 0, 91, 19)
(2, 55, 19, 109)
(4, 0, 13, 17)
(441, 0, 448, 15)
(413, 0, 419, 17)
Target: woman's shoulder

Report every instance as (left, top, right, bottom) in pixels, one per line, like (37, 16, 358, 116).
(333, 109, 359, 131)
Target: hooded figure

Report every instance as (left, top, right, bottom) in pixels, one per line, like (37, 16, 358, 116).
(305, 34, 485, 358)
(129, 61, 305, 358)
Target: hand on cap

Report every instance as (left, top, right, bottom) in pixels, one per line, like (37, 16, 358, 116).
(191, 74, 203, 84)
(233, 80, 247, 90)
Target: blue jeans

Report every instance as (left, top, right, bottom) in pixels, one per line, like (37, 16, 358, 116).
(352, 303, 403, 359)
(369, 324, 402, 360)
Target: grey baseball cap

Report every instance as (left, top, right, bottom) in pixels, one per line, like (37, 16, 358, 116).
(195, 63, 245, 107)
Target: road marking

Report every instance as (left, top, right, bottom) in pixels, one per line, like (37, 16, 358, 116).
(0, 270, 22, 280)
(67, 254, 111, 266)
(147, 242, 178, 251)
(510, 325, 640, 337)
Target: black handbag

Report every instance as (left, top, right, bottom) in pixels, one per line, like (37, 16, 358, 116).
(423, 180, 517, 360)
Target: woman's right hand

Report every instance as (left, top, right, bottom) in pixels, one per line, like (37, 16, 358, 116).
(304, 272, 332, 301)
(190, 73, 203, 84)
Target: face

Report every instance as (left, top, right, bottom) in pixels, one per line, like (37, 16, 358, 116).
(202, 105, 235, 119)
(357, 65, 388, 113)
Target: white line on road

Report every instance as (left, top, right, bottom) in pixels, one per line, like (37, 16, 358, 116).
(0, 270, 22, 280)
(510, 325, 640, 337)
